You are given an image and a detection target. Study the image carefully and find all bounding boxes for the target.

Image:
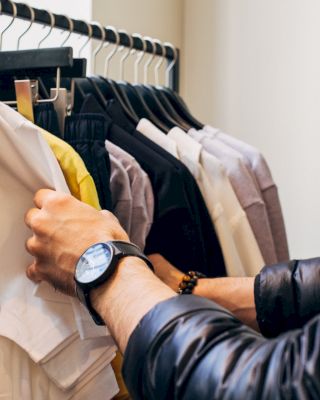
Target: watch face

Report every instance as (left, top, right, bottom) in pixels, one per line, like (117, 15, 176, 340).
(75, 243, 113, 284)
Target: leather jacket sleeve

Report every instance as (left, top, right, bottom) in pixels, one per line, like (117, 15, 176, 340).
(255, 257, 320, 337)
(122, 267, 320, 399)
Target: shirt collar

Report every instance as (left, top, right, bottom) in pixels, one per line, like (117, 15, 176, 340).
(168, 127, 202, 164)
(137, 119, 179, 158)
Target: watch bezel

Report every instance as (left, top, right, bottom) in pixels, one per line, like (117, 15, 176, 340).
(74, 242, 118, 289)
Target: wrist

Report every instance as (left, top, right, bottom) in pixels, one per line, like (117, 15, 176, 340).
(89, 256, 175, 352)
(148, 253, 184, 291)
(90, 257, 153, 322)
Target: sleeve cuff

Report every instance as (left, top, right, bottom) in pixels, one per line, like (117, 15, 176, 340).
(254, 261, 297, 337)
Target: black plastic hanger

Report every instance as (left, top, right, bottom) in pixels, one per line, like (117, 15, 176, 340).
(95, 27, 138, 123)
(150, 85, 191, 130)
(0, 47, 75, 103)
(137, 37, 189, 131)
(136, 84, 180, 129)
(39, 57, 87, 98)
(90, 76, 139, 124)
(84, 23, 139, 123)
(114, 34, 169, 132)
(137, 37, 178, 129)
(159, 42, 204, 130)
(118, 81, 169, 132)
(146, 38, 192, 130)
(158, 86, 204, 130)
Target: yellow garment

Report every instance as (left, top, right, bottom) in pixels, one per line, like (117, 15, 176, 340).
(111, 353, 131, 400)
(41, 130, 101, 210)
(42, 130, 130, 399)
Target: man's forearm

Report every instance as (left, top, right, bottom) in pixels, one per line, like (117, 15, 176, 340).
(195, 277, 258, 330)
(149, 254, 258, 330)
(91, 257, 177, 353)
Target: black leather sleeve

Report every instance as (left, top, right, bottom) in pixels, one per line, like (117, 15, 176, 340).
(122, 295, 320, 400)
(255, 257, 320, 337)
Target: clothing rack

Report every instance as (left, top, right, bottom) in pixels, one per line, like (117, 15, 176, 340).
(0, 0, 180, 92)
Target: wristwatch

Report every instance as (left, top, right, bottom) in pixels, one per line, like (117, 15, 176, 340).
(74, 241, 154, 325)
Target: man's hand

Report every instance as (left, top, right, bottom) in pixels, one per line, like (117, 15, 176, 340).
(25, 189, 175, 353)
(25, 189, 129, 296)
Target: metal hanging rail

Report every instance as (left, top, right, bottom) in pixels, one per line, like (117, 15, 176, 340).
(0, 0, 180, 92)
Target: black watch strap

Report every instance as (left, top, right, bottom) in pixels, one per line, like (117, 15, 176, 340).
(76, 285, 105, 326)
(111, 241, 154, 272)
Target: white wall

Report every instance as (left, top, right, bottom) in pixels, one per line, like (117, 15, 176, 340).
(183, 0, 320, 258)
(91, 0, 183, 84)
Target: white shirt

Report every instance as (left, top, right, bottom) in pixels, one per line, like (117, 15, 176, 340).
(167, 127, 249, 276)
(203, 125, 289, 263)
(0, 103, 117, 398)
(0, 110, 76, 361)
(0, 336, 118, 400)
(189, 128, 265, 275)
(137, 118, 179, 157)
(189, 127, 277, 267)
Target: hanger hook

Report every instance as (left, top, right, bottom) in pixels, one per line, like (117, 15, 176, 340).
(78, 20, 93, 57)
(117, 29, 133, 81)
(92, 21, 106, 73)
(153, 39, 165, 86)
(128, 34, 138, 64)
(38, 10, 55, 48)
(16, 4, 35, 50)
(0, 0, 17, 50)
(132, 33, 146, 84)
(143, 36, 156, 85)
(104, 25, 120, 77)
(60, 15, 74, 47)
(164, 42, 178, 88)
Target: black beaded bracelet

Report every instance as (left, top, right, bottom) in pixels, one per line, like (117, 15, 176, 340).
(178, 271, 207, 295)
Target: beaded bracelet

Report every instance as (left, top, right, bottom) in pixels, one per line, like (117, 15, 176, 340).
(178, 271, 207, 295)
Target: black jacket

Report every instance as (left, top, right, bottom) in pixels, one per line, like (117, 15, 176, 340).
(122, 258, 320, 399)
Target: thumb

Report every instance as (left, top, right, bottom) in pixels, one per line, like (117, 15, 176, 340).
(26, 261, 43, 283)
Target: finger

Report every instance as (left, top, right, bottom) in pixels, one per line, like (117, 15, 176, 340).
(25, 235, 42, 257)
(25, 236, 35, 256)
(26, 261, 43, 283)
(24, 208, 41, 230)
(33, 188, 56, 209)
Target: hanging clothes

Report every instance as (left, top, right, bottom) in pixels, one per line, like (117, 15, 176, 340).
(64, 114, 113, 211)
(106, 140, 154, 251)
(35, 110, 130, 400)
(109, 154, 133, 235)
(203, 125, 290, 262)
(189, 128, 277, 265)
(34, 102, 61, 138)
(78, 95, 226, 277)
(106, 99, 226, 277)
(41, 130, 101, 210)
(138, 119, 264, 276)
(35, 128, 107, 339)
(0, 102, 117, 399)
